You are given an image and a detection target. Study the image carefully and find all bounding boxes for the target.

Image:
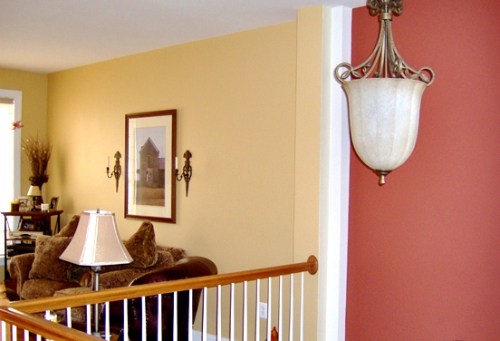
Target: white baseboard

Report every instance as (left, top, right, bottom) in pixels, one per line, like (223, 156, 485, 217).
(192, 330, 230, 341)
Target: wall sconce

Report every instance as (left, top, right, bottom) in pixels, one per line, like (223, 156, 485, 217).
(176, 150, 192, 197)
(106, 151, 122, 192)
(334, 0, 435, 185)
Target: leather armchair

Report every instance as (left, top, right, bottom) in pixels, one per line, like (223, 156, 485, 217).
(110, 256, 217, 341)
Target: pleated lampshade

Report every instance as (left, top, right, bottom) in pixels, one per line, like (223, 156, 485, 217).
(60, 210, 132, 266)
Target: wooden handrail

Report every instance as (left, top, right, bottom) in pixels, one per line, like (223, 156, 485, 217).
(0, 306, 98, 340)
(8, 255, 318, 314)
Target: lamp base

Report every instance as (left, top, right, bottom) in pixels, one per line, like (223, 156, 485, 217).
(91, 266, 102, 335)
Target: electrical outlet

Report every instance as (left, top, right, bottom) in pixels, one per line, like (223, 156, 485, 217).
(259, 302, 268, 319)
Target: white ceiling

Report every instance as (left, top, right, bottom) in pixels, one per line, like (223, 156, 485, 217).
(0, 0, 364, 74)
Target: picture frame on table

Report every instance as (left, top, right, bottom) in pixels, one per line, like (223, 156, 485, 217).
(18, 219, 37, 231)
(125, 109, 177, 224)
(50, 197, 59, 210)
(16, 196, 32, 212)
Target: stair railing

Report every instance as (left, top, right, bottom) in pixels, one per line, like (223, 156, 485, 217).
(0, 255, 318, 341)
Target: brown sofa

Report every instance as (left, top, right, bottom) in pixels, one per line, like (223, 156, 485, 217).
(8, 215, 187, 300)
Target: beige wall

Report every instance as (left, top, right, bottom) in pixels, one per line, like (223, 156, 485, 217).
(2, 9, 333, 339)
(47, 21, 314, 338)
(47, 22, 298, 272)
(0, 68, 48, 196)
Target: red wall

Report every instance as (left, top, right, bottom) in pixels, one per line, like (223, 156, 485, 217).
(346, 1, 500, 340)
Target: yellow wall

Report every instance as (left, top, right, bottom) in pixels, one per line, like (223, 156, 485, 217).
(0, 67, 48, 196)
(47, 22, 298, 272)
(2, 9, 329, 339)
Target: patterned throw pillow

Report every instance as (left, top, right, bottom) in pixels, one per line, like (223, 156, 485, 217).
(55, 215, 80, 237)
(123, 221, 158, 269)
(28, 235, 73, 281)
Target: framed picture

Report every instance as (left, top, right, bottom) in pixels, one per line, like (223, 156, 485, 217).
(125, 109, 177, 223)
(16, 196, 32, 212)
(50, 197, 59, 210)
(19, 219, 37, 231)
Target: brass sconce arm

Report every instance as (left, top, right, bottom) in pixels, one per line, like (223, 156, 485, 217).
(176, 150, 192, 197)
(106, 151, 122, 192)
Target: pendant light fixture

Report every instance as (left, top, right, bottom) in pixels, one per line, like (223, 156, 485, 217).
(335, 0, 435, 185)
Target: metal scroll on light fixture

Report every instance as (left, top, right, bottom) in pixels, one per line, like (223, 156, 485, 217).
(176, 150, 192, 197)
(334, 0, 435, 185)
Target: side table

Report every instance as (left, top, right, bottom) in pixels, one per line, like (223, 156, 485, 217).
(1, 210, 64, 279)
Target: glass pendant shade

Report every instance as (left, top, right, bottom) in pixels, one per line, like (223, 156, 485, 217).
(343, 78, 427, 184)
(334, 0, 434, 185)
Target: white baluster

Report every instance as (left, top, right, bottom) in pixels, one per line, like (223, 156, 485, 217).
(266, 277, 272, 341)
(141, 296, 146, 341)
(289, 274, 294, 341)
(300, 272, 304, 341)
(242, 281, 248, 341)
(86, 304, 91, 335)
(188, 289, 193, 341)
(123, 298, 129, 341)
(255, 279, 260, 341)
(66, 307, 72, 328)
(202, 288, 207, 341)
(104, 301, 110, 341)
(278, 275, 283, 339)
(173, 291, 178, 341)
(158, 294, 162, 341)
(230, 283, 235, 341)
(217, 285, 222, 341)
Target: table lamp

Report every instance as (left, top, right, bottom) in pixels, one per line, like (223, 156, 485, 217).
(60, 209, 132, 334)
(26, 185, 41, 210)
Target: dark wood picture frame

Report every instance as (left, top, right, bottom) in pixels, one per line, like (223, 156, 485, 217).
(19, 219, 37, 231)
(50, 197, 59, 210)
(125, 109, 177, 223)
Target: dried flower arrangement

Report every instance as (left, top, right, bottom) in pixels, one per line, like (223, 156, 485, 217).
(22, 134, 52, 187)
